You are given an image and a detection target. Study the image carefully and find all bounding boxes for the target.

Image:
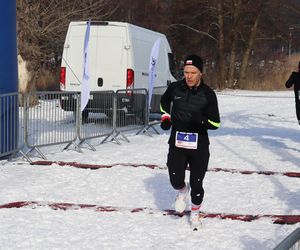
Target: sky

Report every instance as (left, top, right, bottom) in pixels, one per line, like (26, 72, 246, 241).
(0, 90, 299, 250)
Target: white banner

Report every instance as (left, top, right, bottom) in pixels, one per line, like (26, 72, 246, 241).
(148, 38, 161, 107)
(80, 20, 91, 112)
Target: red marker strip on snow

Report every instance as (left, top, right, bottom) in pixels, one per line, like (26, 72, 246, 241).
(1, 201, 299, 225)
(30, 161, 300, 178)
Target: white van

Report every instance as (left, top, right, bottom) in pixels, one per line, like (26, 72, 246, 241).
(59, 21, 176, 119)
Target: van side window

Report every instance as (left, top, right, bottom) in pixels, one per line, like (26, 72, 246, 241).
(168, 53, 177, 80)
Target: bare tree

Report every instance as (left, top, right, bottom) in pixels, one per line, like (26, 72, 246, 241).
(216, 0, 226, 89)
(17, 0, 300, 90)
(17, 0, 119, 90)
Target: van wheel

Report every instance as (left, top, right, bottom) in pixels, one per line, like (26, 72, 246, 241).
(136, 109, 146, 125)
(73, 111, 78, 122)
(133, 94, 147, 125)
(73, 110, 89, 123)
(116, 110, 126, 127)
(82, 110, 89, 123)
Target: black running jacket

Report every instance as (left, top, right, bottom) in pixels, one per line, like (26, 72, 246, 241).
(160, 79, 220, 146)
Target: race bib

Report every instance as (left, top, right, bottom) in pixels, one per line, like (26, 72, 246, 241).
(175, 131, 198, 149)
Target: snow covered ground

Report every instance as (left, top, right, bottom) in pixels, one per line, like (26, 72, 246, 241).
(0, 90, 299, 250)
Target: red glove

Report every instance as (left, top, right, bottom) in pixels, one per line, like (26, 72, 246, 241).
(161, 114, 171, 130)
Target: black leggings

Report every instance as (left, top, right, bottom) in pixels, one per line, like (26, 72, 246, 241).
(167, 145, 210, 205)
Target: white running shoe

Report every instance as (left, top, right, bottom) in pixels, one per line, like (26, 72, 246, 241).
(174, 183, 189, 213)
(190, 211, 202, 230)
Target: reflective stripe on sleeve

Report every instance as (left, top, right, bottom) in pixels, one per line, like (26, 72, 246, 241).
(160, 104, 169, 115)
(208, 119, 220, 128)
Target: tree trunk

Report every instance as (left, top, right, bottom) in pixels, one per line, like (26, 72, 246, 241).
(239, 13, 260, 88)
(228, 33, 237, 88)
(227, 0, 242, 88)
(217, 0, 226, 89)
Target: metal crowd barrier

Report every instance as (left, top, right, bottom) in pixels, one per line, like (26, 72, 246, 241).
(18, 93, 26, 159)
(24, 89, 149, 159)
(137, 86, 166, 135)
(274, 228, 300, 250)
(0, 88, 160, 161)
(24, 91, 78, 159)
(0, 92, 19, 159)
(76, 90, 115, 149)
(100, 88, 148, 144)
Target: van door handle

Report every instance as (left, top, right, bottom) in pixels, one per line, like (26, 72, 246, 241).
(98, 78, 103, 87)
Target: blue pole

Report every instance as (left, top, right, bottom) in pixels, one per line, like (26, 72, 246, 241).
(0, 0, 18, 157)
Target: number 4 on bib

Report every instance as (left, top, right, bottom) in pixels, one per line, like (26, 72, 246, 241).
(175, 132, 198, 149)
